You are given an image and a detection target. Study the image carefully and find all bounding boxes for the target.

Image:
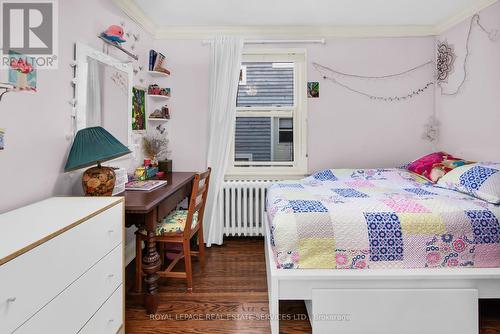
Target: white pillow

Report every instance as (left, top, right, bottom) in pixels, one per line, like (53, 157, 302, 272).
(437, 162, 500, 204)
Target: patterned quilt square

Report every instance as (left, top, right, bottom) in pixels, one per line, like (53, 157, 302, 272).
(299, 238, 335, 268)
(364, 212, 404, 261)
(399, 213, 446, 235)
(313, 169, 338, 181)
(345, 180, 375, 188)
(404, 188, 436, 196)
(465, 210, 500, 244)
(382, 197, 431, 213)
(332, 188, 368, 198)
(277, 183, 304, 189)
(296, 212, 334, 238)
(460, 166, 498, 192)
(288, 200, 328, 213)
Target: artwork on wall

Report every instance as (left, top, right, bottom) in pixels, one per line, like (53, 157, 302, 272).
(307, 82, 319, 98)
(8, 51, 37, 91)
(436, 41, 455, 83)
(0, 129, 5, 150)
(132, 87, 146, 131)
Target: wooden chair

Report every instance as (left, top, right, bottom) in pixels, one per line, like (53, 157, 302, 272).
(135, 168, 211, 291)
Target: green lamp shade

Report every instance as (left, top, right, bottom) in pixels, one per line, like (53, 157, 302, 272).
(64, 126, 131, 172)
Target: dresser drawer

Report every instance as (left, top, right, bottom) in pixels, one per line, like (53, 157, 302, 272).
(14, 244, 123, 334)
(0, 203, 122, 334)
(79, 286, 123, 334)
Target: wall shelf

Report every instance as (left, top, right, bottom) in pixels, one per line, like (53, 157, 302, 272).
(148, 118, 169, 122)
(147, 94, 170, 100)
(147, 70, 170, 77)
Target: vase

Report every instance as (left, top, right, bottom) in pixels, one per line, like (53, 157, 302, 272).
(16, 72, 28, 90)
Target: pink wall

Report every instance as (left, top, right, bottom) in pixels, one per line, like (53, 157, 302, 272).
(0, 0, 438, 213)
(155, 37, 436, 173)
(437, 2, 500, 161)
(0, 0, 154, 213)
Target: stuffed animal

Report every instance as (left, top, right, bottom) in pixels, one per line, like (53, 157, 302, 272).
(101, 25, 126, 44)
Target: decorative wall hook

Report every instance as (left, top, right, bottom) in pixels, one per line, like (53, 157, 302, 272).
(0, 83, 14, 102)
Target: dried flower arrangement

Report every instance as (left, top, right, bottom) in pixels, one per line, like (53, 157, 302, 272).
(142, 132, 169, 160)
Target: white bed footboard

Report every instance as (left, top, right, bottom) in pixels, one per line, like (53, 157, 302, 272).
(264, 214, 500, 334)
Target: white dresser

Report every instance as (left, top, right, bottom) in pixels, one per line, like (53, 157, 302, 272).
(0, 197, 125, 334)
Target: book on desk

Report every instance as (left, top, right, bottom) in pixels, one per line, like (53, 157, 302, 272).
(125, 180, 167, 191)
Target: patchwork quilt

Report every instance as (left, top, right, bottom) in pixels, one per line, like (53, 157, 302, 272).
(266, 168, 500, 269)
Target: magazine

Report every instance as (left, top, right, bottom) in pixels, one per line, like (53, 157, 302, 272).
(125, 180, 167, 191)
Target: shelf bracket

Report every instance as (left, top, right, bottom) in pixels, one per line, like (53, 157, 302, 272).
(97, 35, 138, 61)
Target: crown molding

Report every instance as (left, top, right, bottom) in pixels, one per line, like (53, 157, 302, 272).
(111, 0, 156, 34)
(112, 0, 498, 39)
(435, 0, 498, 34)
(152, 25, 436, 39)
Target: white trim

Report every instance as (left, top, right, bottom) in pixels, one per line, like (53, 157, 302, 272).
(203, 39, 326, 45)
(227, 48, 308, 178)
(111, 0, 156, 34)
(435, 0, 498, 34)
(153, 25, 436, 39)
(111, 0, 500, 39)
(264, 215, 500, 334)
(74, 42, 134, 151)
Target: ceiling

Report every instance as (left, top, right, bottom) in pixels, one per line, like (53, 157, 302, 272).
(113, 0, 497, 38)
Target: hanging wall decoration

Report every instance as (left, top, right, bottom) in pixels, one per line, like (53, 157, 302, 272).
(312, 61, 434, 102)
(132, 86, 146, 131)
(422, 116, 440, 143)
(307, 82, 319, 98)
(436, 41, 455, 83)
(440, 14, 499, 96)
(8, 51, 37, 91)
(312, 14, 498, 102)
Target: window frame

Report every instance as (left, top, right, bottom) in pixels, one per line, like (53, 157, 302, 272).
(226, 48, 308, 179)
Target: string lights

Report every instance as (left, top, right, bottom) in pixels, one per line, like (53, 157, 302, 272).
(312, 13, 498, 102)
(440, 14, 499, 96)
(312, 62, 434, 102)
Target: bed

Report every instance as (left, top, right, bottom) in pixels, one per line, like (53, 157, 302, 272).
(265, 168, 500, 334)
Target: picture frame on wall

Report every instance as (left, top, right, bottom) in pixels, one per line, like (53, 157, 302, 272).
(307, 82, 319, 98)
(8, 51, 37, 91)
(132, 86, 146, 131)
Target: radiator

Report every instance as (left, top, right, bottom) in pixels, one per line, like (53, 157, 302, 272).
(218, 180, 276, 236)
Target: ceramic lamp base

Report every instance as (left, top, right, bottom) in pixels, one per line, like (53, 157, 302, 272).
(82, 165, 116, 196)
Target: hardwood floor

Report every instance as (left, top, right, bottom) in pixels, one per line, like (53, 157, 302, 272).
(125, 237, 500, 334)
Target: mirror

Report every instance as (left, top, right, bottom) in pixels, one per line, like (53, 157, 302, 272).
(74, 43, 133, 149)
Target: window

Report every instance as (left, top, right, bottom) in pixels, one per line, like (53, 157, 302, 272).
(227, 49, 307, 178)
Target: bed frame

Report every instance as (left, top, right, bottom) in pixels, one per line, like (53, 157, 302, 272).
(264, 215, 500, 334)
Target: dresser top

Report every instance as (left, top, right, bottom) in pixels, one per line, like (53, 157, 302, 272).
(0, 196, 124, 266)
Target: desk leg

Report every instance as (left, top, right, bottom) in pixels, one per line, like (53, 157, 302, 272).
(142, 211, 161, 314)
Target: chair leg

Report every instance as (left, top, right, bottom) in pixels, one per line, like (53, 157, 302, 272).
(135, 234, 143, 293)
(198, 228, 206, 269)
(183, 239, 193, 291)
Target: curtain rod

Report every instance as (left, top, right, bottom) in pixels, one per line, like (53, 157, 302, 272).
(202, 38, 326, 45)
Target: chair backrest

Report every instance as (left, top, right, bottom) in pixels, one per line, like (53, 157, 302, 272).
(183, 168, 211, 238)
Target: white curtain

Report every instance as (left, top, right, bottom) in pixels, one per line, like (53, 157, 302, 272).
(204, 36, 244, 247)
(86, 58, 102, 127)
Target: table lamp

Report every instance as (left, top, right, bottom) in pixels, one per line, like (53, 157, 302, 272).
(65, 126, 131, 196)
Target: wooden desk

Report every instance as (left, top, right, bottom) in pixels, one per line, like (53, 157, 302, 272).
(125, 172, 195, 314)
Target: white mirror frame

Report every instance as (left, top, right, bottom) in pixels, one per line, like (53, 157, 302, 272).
(74, 42, 133, 149)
